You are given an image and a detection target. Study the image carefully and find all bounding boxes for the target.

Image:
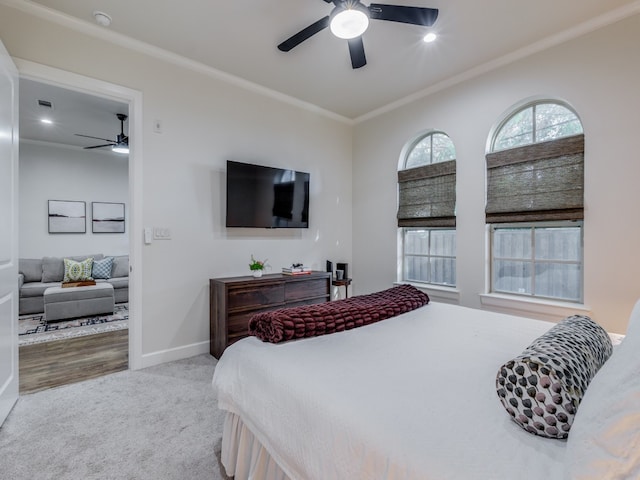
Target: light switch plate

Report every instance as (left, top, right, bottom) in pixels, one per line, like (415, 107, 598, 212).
(153, 227, 171, 240)
(144, 227, 153, 244)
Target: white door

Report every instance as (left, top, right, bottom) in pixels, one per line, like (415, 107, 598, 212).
(0, 38, 19, 425)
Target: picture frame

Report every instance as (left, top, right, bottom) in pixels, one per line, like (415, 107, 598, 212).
(48, 200, 86, 234)
(92, 202, 125, 233)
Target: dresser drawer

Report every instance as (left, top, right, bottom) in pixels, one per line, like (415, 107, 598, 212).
(285, 278, 329, 302)
(227, 282, 285, 311)
(227, 305, 281, 336)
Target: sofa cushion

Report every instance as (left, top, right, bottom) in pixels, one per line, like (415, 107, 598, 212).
(41, 257, 64, 282)
(19, 258, 43, 283)
(63, 257, 94, 282)
(93, 257, 114, 279)
(42, 254, 104, 282)
(44, 283, 114, 302)
(111, 255, 129, 278)
(102, 276, 128, 289)
(20, 282, 60, 298)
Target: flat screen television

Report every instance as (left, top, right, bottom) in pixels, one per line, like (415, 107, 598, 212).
(226, 160, 310, 228)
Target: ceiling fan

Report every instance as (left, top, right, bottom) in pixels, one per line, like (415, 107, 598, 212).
(75, 113, 129, 154)
(278, 0, 439, 69)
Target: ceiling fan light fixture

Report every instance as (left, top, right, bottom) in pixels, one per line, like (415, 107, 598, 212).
(423, 32, 437, 43)
(112, 144, 129, 154)
(330, 8, 369, 40)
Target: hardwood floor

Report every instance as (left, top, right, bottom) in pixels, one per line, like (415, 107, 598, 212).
(19, 330, 129, 394)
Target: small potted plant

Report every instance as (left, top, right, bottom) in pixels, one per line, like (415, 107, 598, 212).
(249, 255, 269, 278)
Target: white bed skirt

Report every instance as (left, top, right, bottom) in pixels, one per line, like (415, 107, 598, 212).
(221, 412, 291, 480)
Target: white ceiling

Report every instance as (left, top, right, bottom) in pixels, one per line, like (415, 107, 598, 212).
(19, 77, 128, 151)
(15, 0, 640, 147)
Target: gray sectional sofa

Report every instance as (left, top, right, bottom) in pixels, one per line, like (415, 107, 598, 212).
(18, 254, 129, 315)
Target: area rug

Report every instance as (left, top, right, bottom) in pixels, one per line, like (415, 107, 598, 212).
(19, 303, 128, 346)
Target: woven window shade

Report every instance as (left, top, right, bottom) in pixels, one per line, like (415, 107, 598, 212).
(397, 160, 456, 227)
(485, 134, 584, 223)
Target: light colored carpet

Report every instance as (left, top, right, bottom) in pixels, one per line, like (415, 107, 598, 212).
(0, 354, 231, 480)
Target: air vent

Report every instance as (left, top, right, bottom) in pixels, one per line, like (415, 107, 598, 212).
(37, 99, 54, 109)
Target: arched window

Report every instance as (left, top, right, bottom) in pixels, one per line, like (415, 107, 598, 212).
(486, 101, 584, 302)
(492, 102, 583, 152)
(398, 131, 456, 287)
(405, 131, 456, 168)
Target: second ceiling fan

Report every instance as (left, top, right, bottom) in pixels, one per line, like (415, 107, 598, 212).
(278, 0, 439, 69)
(75, 113, 129, 154)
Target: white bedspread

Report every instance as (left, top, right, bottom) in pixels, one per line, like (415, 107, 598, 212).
(212, 302, 568, 480)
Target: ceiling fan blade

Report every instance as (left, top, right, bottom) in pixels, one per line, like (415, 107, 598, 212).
(368, 4, 439, 26)
(348, 37, 367, 69)
(84, 144, 114, 149)
(278, 16, 330, 52)
(74, 133, 116, 142)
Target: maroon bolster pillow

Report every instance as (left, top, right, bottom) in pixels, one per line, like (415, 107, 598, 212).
(248, 284, 429, 343)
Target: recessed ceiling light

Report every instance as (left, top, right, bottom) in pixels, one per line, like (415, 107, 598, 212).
(93, 11, 112, 27)
(40, 118, 53, 125)
(423, 32, 437, 43)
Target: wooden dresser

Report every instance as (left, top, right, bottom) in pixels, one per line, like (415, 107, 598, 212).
(209, 271, 331, 358)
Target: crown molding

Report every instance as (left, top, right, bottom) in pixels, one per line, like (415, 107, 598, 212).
(355, 1, 640, 123)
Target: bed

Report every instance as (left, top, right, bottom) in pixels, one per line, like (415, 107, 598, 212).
(212, 294, 640, 480)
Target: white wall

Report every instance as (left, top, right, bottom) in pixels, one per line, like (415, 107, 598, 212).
(0, 5, 353, 361)
(19, 141, 129, 258)
(353, 14, 640, 334)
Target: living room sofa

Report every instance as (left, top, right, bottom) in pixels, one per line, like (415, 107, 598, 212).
(18, 254, 129, 315)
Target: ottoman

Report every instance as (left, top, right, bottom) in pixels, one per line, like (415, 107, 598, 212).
(44, 283, 115, 321)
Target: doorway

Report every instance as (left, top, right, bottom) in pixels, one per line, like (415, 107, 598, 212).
(15, 60, 142, 389)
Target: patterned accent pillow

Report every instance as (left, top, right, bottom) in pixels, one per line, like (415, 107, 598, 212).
(92, 257, 113, 279)
(63, 257, 94, 282)
(496, 315, 612, 439)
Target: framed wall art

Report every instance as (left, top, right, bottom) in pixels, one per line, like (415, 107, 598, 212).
(48, 200, 86, 234)
(92, 202, 125, 233)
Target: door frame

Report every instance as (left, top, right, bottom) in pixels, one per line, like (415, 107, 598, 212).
(15, 59, 144, 369)
(0, 38, 19, 425)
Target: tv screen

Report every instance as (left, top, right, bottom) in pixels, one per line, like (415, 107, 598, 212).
(226, 160, 310, 228)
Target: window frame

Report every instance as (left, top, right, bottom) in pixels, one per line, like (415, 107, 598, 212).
(401, 227, 457, 287)
(399, 130, 457, 289)
(486, 99, 585, 304)
(403, 130, 456, 169)
(489, 221, 584, 303)
(490, 100, 583, 153)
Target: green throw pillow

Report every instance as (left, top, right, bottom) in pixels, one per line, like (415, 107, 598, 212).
(63, 257, 94, 282)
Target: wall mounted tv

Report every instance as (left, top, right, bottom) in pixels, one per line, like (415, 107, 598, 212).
(226, 160, 310, 228)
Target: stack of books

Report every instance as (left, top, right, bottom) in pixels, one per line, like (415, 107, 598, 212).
(282, 266, 312, 275)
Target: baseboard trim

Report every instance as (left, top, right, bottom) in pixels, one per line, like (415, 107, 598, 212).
(139, 341, 210, 369)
